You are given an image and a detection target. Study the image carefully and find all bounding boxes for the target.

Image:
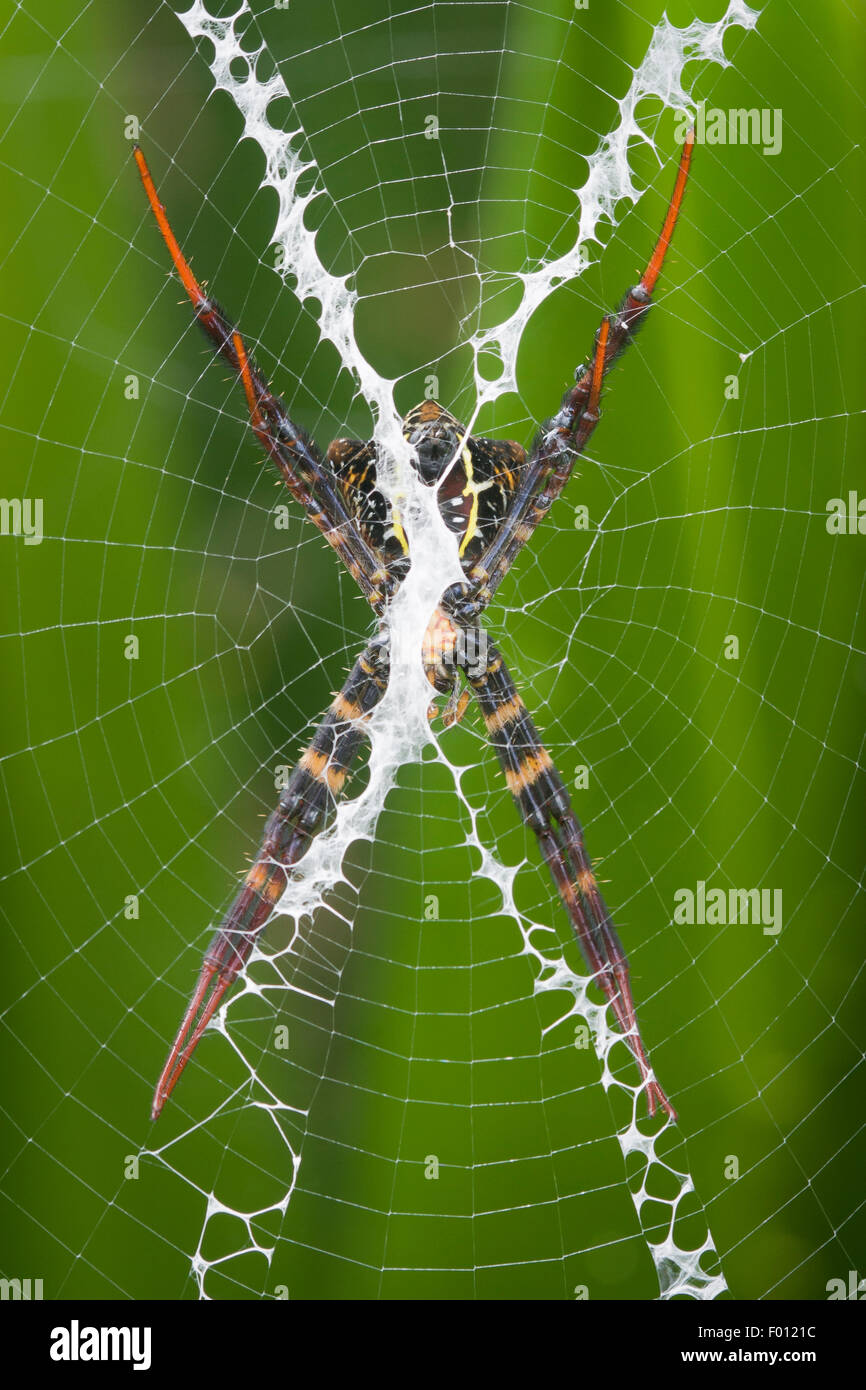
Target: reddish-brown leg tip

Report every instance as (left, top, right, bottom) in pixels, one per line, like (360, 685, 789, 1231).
(150, 962, 231, 1120)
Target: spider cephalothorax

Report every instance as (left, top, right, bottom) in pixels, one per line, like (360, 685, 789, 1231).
(328, 400, 527, 578)
(135, 131, 695, 1123)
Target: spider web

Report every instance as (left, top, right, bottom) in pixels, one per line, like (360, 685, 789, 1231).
(1, 0, 863, 1301)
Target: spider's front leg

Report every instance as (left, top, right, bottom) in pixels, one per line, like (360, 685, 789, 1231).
(151, 634, 390, 1119)
(133, 146, 394, 615)
(441, 131, 694, 628)
(465, 639, 675, 1121)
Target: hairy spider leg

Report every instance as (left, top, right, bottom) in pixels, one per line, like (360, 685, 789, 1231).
(151, 638, 389, 1119)
(467, 641, 676, 1121)
(443, 130, 694, 624)
(132, 146, 393, 614)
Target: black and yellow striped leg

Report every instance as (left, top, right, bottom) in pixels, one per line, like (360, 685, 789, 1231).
(133, 146, 394, 615)
(151, 635, 390, 1119)
(467, 642, 676, 1121)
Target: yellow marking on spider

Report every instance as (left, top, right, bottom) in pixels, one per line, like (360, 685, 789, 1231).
(484, 695, 524, 733)
(458, 440, 499, 558)
(244, 862, 284, 902)
(301, 746, 347, 794)
(505, 749, 553, 793)
(458, 447, 478, 557)
(301, 747, 328, 778)
(494, 447, 517, 492)
(332, 692, 363, 722)
(577, 867, 598, 896)
(387, 492, 409, 555)
(244, 861, 267, 891)
(443, 688, 471, 728)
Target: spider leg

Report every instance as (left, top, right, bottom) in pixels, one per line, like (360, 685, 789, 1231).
(443, 131, 694, 624)
(466, 640, 676, 1121)
(151, 634, 389, 1119)
(133, 146, 393, 614)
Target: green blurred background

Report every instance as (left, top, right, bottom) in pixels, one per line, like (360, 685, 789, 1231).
(0, 0, 863, 1299)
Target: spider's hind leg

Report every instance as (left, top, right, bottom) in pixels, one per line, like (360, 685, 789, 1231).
(465, 639, 676, 1121)
(151, 634, 390, 1119)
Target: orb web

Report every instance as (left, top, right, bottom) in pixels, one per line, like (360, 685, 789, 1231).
(1, 0, 862, 1301)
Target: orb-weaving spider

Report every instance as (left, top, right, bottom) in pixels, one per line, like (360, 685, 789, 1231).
(136, 132, 693, 1123)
